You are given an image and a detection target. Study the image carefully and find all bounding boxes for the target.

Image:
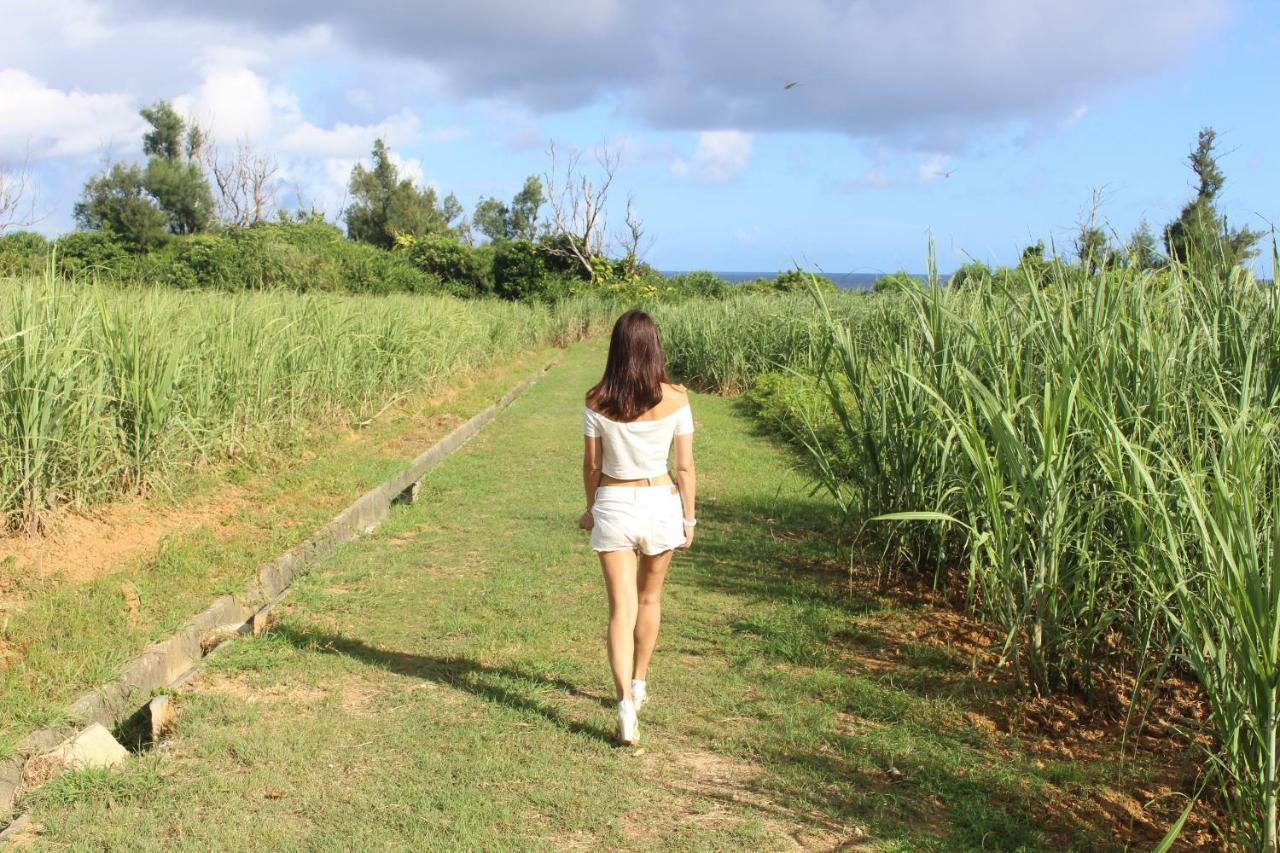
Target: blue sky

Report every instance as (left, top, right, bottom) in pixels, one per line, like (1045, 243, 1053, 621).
(1, 0, 1276, 273)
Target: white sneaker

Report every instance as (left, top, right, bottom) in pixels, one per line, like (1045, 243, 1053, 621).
(631, 679, 648, 711)
(616, 699, 639, 745)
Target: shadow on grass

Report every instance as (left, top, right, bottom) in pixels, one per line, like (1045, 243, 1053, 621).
(266, 623, 619, 747)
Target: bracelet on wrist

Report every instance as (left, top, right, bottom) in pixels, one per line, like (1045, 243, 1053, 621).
(682, 518, 697, 527)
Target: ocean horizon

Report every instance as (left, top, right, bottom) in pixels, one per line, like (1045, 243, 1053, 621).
(660, 271, 931, 290)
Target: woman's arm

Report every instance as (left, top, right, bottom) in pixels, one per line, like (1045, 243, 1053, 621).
(673, 433, 696, 549)
(581, 436, 603, 530)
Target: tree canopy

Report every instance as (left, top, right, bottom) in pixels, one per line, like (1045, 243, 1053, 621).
(73, 163, 170, 250)
(474, 176, 544, 242)
(345, 139, 462, 248)
(1164, 127, 1261, 267)
(74, 101, 214, 247)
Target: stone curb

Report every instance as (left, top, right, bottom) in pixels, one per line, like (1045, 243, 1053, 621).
(0, 353, 560, 829)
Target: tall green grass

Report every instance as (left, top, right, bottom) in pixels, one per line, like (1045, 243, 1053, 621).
(657, 255, 1280, 847)
(0, 276, 614, 532)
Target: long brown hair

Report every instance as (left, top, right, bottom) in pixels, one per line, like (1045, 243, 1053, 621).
(587, 310, 670, 421)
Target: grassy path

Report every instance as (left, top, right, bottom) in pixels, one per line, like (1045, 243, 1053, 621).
(20, 341, 1155, 851)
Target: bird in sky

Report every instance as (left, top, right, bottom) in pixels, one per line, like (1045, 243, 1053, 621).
(783, 81, 801, 90)
(943, 168, 958, 179)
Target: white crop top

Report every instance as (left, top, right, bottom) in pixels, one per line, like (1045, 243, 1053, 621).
(583, 403, 694, 479)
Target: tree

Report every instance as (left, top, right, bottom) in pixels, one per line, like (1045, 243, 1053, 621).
(872, 270, 917, 293)
(145, 158, 215, 235)
(0, 157, 36, 234)
(74, 163, 169, 249)
(772, 269, 836, 293)
(1018, 241, 1053, 285)
(74, 101, 214, 244)
(204, 139, 279, 226)
(346, 139, 459, 247)
(138, 101, 214, 235)
(1125, 219, 1162, 270)
(508, 176, 544, 241)
(473, 175, 545, 242)
(543, 142, 618, 279)
(1164, 127, 1261, 267)
(1075, 187, 1113, 275)
(140, 102, 194, 161)
(948, 259, 992, 290)
(473, 196, 509, 242)
(441, 193, 464, 230)
(1076, 227, 1111, 274)
(617, 196, 648, 277)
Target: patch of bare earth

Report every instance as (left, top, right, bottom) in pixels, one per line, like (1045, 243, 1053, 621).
(630, 746, 872, 851)
(382, 414, 463, 456)
(0, 484, 251, 606)
(0, 817, 44, 848)
(194, 669, 332, 708)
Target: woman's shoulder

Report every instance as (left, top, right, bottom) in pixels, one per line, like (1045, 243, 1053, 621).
(648, 383, 690, 418)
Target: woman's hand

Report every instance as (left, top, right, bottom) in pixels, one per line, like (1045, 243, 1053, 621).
(579, 508, 594, 531)
(678, 524, 695, 550)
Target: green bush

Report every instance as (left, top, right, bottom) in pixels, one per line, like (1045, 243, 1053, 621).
(493, 239, 552, 301)
(400, 233, 487, 296)
(772, 269, 838, 293)
(947, 259, 991, 290)
(5, 217, 726, 302)
(738, 270, 838, 295)
(0, 232, 51, 277)
(667, 271, 731, 299)
(535, 234, 593, 281)
(471, 242, 497, 293)
(55, 231, 133, 278)
(871, 270, 919, 293)
(32, 220, 443, 294)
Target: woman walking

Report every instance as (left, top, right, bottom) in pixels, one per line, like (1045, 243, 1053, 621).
(579, 310, 696, 745)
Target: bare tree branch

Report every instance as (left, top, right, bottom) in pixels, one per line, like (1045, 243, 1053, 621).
(0, 154, 39, 234)
(543, 141, 622, 279)
(1079, 185, 1108, 234)
(616, 194, 653, 276)
(202, 138, 280, 226)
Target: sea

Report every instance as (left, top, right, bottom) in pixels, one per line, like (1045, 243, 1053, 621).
(660, 271, 909, 291)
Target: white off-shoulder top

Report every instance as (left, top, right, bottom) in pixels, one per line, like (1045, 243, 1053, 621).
(582, 403, 694, 479)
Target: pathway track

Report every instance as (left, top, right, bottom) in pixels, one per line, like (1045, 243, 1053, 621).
(15, 341, 1156, 851)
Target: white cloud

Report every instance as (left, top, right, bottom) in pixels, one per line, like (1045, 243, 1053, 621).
(0, 0, 1230, 234)
(346, 87, 375, 112)
(388, 152, 425, 186)
(672, 130, 753, 183)
(279, 108, 420, 158)
(424, 126, 469, 144)
(172, 67, 298, 144)
(0, 69, 141, 158)
(119, 0, 1224, 144)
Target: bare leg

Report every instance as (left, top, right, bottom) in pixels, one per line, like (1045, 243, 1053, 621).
(599, 549, 639, 701)
(634, 550, 673, 682)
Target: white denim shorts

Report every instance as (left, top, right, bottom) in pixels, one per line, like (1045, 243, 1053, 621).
(590, 485, 686, 556)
